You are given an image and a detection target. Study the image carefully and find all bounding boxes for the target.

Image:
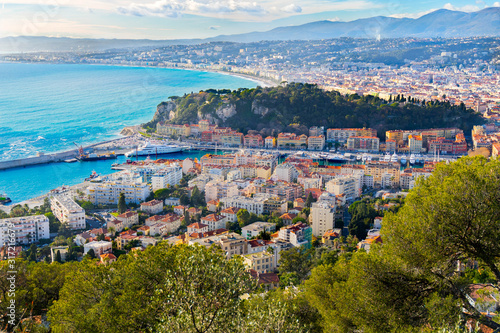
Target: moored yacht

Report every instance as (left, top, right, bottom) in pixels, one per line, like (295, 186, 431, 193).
(125, 142, 185, 157)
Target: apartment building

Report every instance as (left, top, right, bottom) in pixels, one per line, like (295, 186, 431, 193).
(241, 222, 276, 240)
(116, 211, 139, 229)
(0, 215, 50, 246)
(276, 133, 308, 149)
(346, 136, 380, 152)
(311, 201, 336, 238)
(327, 128, 377, 142)
(365, 161, 401, 187)
(221, 194, 271, 215)
(200, 214, 228, 231)
(272, 163, 299, 183)
(50, 195, 86, 230)
(156, 122, 191, 137)
(204, 181, 239, 202)
(243, 134, 264, 147)
(308, 135, 325, 150)
(151, 164, 182, 192)
(325, 175, 360, 201)
(276, 222, 312, 249)
(83, 240, 112, 256)
(242, 251, 276, 274)
(408, 135, 423, 153)
(265, 136, 275, 148)
(87, 181, 151, 205)
(140, 199, 164, 215)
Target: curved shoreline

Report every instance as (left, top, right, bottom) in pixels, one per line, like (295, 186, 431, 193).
(0, 62, 275, 164)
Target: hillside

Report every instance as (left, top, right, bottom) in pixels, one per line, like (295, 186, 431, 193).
(146, 83, 484, 138)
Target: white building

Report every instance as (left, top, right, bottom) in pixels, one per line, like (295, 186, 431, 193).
(325, 175, 360, 201)
(87, 181, 151, 205)
(200, 214, 228, 231)
(242, 251, 276, 274)
(182, 158, 195, 174)
(188, 174, 213, 192)
(84, 240, 113, 256)
(311, 201, 336, 237)
(50, 195, 86, 230)
(140, 199, 164, 215)
(151, 164, 182, 192)
(204, 181, 239, 202)
(272, 163, 299, 183)
(220, 194, 270, 215)
(0, 215, 50, 246)
(241, 221, 276, 240)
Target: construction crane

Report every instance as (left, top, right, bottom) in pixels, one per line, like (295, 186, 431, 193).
(73, 142, 85, 159)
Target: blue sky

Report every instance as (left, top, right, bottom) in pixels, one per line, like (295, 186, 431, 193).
(0, 0, 498, 39)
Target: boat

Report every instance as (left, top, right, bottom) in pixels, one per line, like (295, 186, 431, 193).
(415, 154, 423, 164)
(0, 194, 11, 205)
(409, 154, 416, 165)
(84, 171, 99, 182)
(124, 142, 185, 157)
(367, 155, 373, 162)
(391, 153, 399, 163)
(400, 155, 407, 165)
(384, 153, 391, 162)
(356, 155, 362, 161)
(77, 152, 117, 161)
(326, 153, 348, 163)
(64, 158, 78, 163)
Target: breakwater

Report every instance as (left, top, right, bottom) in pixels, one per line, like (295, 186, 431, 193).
(0, 137, 129, 171)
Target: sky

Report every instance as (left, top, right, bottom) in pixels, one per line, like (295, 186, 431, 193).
(0, 0, 499, 40)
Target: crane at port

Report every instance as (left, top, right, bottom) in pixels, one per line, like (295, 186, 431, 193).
(73, 142, 85, 159)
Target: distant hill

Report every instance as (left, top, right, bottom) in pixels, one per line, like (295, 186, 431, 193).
(146, 83, 485, 138)
(210, 7, 500, 42)
(1, 8, 498, 53)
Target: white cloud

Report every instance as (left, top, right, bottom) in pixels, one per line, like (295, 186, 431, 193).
(327, 17, 342, 22)
(443, 3, 481, 12)
(281, 4, 301, 13)
(118, 0, 266, 18)
(493, 2, 500, 7)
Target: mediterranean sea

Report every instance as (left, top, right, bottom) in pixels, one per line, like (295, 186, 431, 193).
(0, 63, 258, 203)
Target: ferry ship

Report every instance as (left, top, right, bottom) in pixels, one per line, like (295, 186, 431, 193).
(124, 142, 185, 157)
(77, 152, 117, 161)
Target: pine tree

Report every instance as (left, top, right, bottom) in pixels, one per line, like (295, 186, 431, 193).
(55, 250, 62, 263)
(305, 192, 315, 208)
(117, 193, 127, 214)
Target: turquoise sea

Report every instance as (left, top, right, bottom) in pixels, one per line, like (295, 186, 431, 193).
(0, 63, 257, 203)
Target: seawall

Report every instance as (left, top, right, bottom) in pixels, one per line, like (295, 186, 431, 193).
(0, 137, 131, 171)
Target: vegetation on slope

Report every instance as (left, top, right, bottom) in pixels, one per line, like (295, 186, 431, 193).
(147, 83, 484, 138)
(2, 157, 499, 332)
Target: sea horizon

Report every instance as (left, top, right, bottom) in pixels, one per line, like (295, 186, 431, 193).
(0, 62, 260, 162)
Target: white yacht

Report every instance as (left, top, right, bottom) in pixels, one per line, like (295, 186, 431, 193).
(391, 153, 398, 163)
(409, 154, 416, 165)
(400, 155, 407, 165)
(125, 142, 185, 157)
(384, 153, 391, 162)
(362, 153, 368, 162)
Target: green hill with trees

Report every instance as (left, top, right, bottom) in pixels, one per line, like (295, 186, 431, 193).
(146, 83, 484, 138)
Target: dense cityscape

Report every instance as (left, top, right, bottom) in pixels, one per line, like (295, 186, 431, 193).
(1, 13, 500, 333)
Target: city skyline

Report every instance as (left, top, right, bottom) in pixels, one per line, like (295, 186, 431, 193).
(1, 0, 499, 40)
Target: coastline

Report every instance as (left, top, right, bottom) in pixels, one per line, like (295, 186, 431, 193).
(0, 61, 276, 164)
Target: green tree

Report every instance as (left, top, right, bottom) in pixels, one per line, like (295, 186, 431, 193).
(305, 192, 315, 208)
(28, 243, 38, 262)
(55, 250, 62, 263)
(179, 193, 190, 205)
(86, 249, 97, 259)
(237, 209, 251, 228)
(117, 193, 127, 214)
(278, 247, 312, 282)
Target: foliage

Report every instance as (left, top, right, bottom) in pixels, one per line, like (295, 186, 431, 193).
(237, 209, 251, 228)
(48, 243, 256, 333)
(117, 193, 127, 214)
(190, 186, 205, 207)
(303, 157, 500, 332)
(158, 83, 484, 137)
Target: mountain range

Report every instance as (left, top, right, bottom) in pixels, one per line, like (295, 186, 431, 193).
(0, 7, 498, 53)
